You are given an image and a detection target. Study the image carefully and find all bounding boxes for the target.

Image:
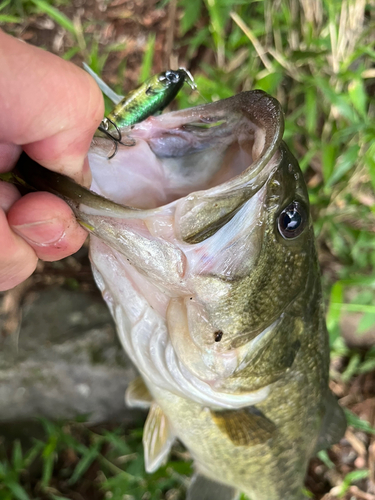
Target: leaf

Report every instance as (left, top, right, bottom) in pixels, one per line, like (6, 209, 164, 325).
(338, 276, 375, 287)
(6, 483, 30, 500)
(203, 0, 227, 46)
(305, 87, 317, 135)
(345, 409, 375, 434)
(12, 441, 23, 472)
(0, 461, 7, 478)
(41, 453, 55, 487)
(341, 353, 360, 383)
(326, 144, 360, 187)
(339, 469, 369, 496)
(290, 49, 329, 62)
(358, 355, 375, 374)
(326, 281, 344, 338)
(0, 0, 11, 12)
(357, 312, 375, 334)
(0, 14, 21, 22)
(62, 46, 80, 60)
(179, 0, 202, 35)
(301, 488, 314, 499)
(300, 147, 318, 173)
(330, 303, 375, 314)
(24, 441, 44, 469)
(365, 143, 375, 192)
(42, 434, 57, 458)
(348, 79, 368, 119)
(316, 77, 358, 123)
(139, 33, 155, 83)
(165, 460, 193, 475)
(68, 442, 101, 485)
(255, 71, 283, 95)
(317, 450, 334, 469)
(30, 0, 76, 35)
(101, 431, 131, 455)
(321, 143, 336, 184)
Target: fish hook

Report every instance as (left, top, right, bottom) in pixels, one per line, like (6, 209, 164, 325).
(98, 116, 122, 142)
(98, 117, 135, 160)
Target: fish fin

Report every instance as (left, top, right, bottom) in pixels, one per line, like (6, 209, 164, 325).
(187, 474, 239, 500)
(315, 391, 346, 453)
(83, 62, 124, 105)
(125, 377, 153, 409)
(143, 403, 174, 473)
(211, 406, 276, 446)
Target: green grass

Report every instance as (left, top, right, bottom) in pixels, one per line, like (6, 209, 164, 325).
(1, 0, 375, 498)
(0, 419, 192, 500)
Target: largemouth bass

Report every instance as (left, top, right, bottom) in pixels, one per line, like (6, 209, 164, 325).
(15, 90, 346, 500)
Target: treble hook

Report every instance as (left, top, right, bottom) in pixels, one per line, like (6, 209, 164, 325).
(98, 117, 135, 160)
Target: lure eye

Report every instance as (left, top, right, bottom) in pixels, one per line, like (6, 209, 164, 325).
(277, 201, 307, 239)
(164, 70, 180, 84)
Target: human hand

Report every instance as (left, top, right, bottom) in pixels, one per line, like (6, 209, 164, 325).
(0, 29, 104, 291)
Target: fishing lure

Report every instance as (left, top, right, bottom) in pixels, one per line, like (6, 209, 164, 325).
(103, 68, 196, 130)
(87, 66, 196, 158)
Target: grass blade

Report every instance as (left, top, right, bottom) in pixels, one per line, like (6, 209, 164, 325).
(139, 33, 155, 83)
(0, 14, 21, 22)
(345, 409, 375, 434)
(5, 482, 30, 500)
(68, 442, 101, 485)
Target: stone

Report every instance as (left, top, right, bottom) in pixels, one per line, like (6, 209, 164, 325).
(0, 286, 139, 424)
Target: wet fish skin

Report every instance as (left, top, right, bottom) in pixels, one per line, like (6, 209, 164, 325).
(13, 90, 346, 500)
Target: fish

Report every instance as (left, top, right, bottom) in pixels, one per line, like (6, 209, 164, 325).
(13, 88, 347, 500)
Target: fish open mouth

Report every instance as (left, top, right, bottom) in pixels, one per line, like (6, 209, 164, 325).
(89, 91, 284, 221)
(70, 90, 296, 406)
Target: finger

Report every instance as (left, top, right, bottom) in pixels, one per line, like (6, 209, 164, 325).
(0, 30, 104, 185)
(0, 142, 21, 172)
(7, 192, 88, 262)
(0, 180, 21, 212)
(0, 209, 38, 291)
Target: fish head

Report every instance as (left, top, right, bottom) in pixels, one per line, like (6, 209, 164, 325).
(62, 90, 319, 405)
(182, 141, 314, 347)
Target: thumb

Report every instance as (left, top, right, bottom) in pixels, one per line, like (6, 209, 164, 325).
(0, 29, 104, 185)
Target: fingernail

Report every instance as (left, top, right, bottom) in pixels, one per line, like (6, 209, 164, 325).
(12, 218, 65, 246)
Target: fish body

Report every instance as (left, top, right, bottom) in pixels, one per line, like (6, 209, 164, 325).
(15, 90, 346, 500)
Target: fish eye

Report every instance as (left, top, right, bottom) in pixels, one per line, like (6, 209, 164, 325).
(164, 70, 180, 84)
(277, 201, 307, 239)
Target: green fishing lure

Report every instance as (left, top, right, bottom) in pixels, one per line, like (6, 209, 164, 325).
(98, 68, 196, 149)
